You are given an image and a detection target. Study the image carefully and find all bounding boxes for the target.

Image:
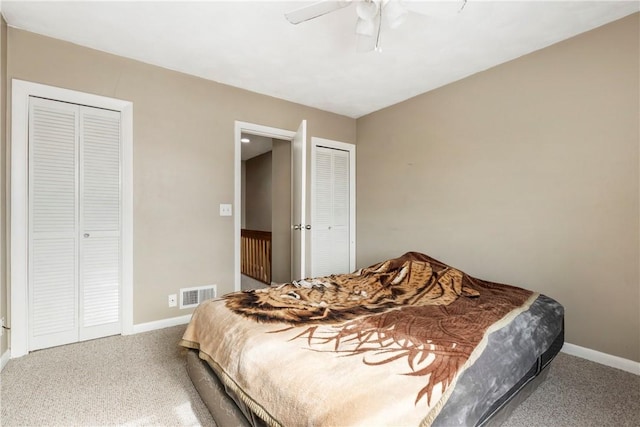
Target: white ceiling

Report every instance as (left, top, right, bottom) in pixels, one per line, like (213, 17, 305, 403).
(2, 1, 638, 118)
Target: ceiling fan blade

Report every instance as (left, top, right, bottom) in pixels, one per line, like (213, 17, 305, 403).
(285, 0, 353, 24)
(403, 0, 467, 17)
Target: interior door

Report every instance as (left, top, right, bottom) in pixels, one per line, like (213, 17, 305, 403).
(291, 120, 307, 281)
(28, 97, 122, 351)
(312, 146, 351, 277)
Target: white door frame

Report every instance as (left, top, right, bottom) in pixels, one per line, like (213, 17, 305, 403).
(310, 137, 356, 275)
(234, 121, 296, 292)
(10, 79, 134, 357)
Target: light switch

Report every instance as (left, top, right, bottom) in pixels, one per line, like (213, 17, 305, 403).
(219, 204, 233, 216)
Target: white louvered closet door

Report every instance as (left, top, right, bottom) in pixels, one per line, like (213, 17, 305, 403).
(312, 146, 350, 277)
(78, 106, 121, 341)
(28, 97, 122, 351)
(28, 98, 80, 351)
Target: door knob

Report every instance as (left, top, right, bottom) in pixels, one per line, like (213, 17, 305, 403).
(83, 233, 90, 238)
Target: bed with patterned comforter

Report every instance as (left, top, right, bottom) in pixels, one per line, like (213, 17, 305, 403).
(180, 252, 564, 426)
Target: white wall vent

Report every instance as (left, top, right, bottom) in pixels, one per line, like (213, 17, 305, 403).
(180, 285, 217, 309)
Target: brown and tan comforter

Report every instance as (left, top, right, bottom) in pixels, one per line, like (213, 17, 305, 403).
(180, 252, 536, 426)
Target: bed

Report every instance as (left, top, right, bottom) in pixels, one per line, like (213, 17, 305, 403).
(180, 252, 564, 426)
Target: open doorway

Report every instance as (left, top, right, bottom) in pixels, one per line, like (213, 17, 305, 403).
(234, 121, 304, 293)
(240, 134, 291, 290)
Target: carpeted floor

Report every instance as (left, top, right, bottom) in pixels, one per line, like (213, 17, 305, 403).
(1, 325, 638, 426)
(1, 326, 215, 426)
(504, 351, 639, 427)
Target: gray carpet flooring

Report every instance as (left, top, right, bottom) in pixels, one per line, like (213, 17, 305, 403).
(1, 325, 638, 426)
(1, 326, 215, 426)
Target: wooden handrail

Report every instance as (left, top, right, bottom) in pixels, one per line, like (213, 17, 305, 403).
(241, 229, 272, 285)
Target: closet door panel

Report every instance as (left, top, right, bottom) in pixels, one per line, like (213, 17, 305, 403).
(312, 148, 333, 277)
(79, 107, 122, 339)
(312, 147, 350, 277)
(330, 149, 350, 274)
(28, 98, 79, 350)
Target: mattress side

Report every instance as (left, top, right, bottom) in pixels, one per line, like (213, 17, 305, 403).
(432, 294, 564, 426)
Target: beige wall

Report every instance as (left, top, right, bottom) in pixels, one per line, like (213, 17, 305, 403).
(245, 151, 273, 231)
(5, 28, 356, 325)
(1, 16, 7, 356)
(356, 14, 639, 362)
(272, 139, 291, 283)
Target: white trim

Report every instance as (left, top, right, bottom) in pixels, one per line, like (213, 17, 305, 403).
(10, 79, 134, 356)
(120, 101, 134, 336)
(132, 314, 193, 334)
(234, 121, 296, 292)
(310, 137, 356, 276)
(562, 342, 640, 375)
(291, 121, 308, 280)
(1, 350, 10, 371)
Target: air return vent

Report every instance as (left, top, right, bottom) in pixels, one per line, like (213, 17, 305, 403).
(179, 285, 217, 309)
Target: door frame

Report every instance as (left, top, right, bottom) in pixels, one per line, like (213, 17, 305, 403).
(234, 121, 296, 292)
(10, 79, 134, 357)
(310, 137, 356, 276)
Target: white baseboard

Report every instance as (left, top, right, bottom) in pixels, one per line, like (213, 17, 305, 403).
(562, 342, 640, 375)
(131, 314, 192, 335)
(1, 349, 11, 371)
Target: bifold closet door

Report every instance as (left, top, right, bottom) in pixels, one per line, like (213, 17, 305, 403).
(312, 146, 350, 277)
(28, 97, 121, 351)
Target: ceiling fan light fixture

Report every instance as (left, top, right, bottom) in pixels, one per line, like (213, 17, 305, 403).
(285, 0, 469, 53)
(356, 0, 379, 20)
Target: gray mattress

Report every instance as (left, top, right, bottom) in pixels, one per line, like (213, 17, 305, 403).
(186, 294, 564, 426)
